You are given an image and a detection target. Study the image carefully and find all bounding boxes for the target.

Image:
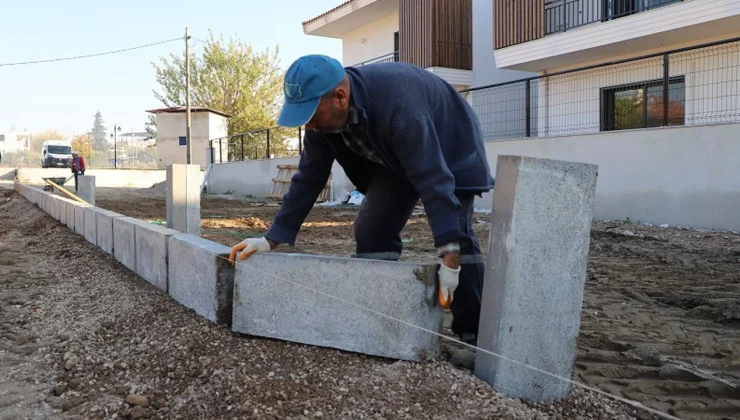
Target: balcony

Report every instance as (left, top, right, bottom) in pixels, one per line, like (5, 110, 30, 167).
(493, 0, 740, 71)
(304, 0, 472, 76)
(544, 0, 683, 38)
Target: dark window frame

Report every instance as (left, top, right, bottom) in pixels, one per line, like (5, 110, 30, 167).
(600, 75, 686, 132)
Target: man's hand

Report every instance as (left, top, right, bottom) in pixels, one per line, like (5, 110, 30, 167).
(438, 252, 461, 309)
(229, 237, 276, 264)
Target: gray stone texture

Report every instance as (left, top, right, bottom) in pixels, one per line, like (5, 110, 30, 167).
(65, 200, 76, 230)
(113, 217, 140, 271)
(232, 253, 443, 362)
(166, 164, 201, 235)
(168, 234, 234, 324)
(135, 223, 179, 292)
(47, 195, 57, 220)
(74, 204, 87, 235)
(95, 209, 124, 255)
(474, 155, 598, 402)
(77, 175, 96, 206)
(57, 197, 69, 226)
(83, 207, 98, 245)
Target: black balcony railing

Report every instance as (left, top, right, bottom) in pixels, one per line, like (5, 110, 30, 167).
(352, 52, 399, 67)
(460, 36, 740, 141)
(545, 0, 683, 35)
(208, 127, 304, 164)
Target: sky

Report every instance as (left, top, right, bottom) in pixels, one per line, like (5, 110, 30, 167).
(0, 0, 343, 139)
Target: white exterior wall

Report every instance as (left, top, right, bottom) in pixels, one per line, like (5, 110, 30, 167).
(475, 123, 740, 232)
(206, 123, 740, 232)
(155, 112, 229, 169)
(495, 0, 740, 71)
(207, 158, 354, 201)
(0, 131, 31, 153)
(342, 13, 398, 66)
(534, 41, 740, 137)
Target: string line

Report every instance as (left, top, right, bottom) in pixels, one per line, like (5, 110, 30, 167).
(220, 253, 681, 420)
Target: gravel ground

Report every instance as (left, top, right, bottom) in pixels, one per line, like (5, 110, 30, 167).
(0, 189, 654, 419)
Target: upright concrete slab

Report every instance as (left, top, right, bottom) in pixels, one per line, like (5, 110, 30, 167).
(474, 155, 598, 402)
(166, 164, 201, 235)
(57, 197, 69, 226)
(135, 223, 179, 292)
(49, 195, 61, 220)
(168, 235, 234, 324)
(74, 204, 87, 235)
(95, 209, 124, 255)
(65, 200, 76, 230)
(83, 207, 98, 245)
(113, 217, 141, 271)
(233, 254, 443, 362)
(77, 175, 95, 206)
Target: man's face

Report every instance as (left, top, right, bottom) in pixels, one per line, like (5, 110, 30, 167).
(305, 86, 350, 134)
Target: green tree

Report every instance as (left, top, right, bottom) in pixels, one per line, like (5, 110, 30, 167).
(91, 111, 108, 151)
(72, 132, 93, 160)
(145, 114, 156, 142)
(152, 30, 293, 158)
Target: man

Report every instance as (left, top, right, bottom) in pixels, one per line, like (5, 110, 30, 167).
(71, 152, 85, 192)
(231, 55, 494, 368)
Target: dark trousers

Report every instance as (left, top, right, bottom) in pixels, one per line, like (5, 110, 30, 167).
(74, 170, 84, 192)
(352, 165, 485, 337)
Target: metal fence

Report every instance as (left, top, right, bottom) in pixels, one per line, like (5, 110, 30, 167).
(545, 0, 683, 35)
(461, 36, 740, 141)
(208, 127, 303, 163)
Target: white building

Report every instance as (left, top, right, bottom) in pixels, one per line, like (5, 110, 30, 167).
(303, 0, 533, 92)
(487, 0, 740, 138)
(297, 0, 740, 231)
(0, 131, 31, 154)
(302, 0, 538, 138)
(146, 106, 231, 170)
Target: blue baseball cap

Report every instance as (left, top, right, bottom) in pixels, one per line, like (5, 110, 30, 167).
(278, 54, 346, 127)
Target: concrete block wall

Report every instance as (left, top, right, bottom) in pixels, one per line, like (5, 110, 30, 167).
(12, 182, 447, 364)
(13, 183, 239, 329)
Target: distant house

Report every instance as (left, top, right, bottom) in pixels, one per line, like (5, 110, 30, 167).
(0, 131, 31, 154)
(145, 106, 231, 170)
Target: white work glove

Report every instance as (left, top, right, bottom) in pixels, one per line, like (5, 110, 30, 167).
(438, 263, 461, 309)
(229, 237, 272, 263)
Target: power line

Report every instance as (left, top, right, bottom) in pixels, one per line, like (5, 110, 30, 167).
(0, 37, 183, 67)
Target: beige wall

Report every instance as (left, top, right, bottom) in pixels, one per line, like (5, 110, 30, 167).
(342, 13, 398, 66)
(476, 123, 740, 232)
(207, 123, 740, 232)
(155, 111, 229, 169)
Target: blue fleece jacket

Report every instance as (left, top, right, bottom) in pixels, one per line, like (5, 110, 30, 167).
(266, 62, 494, 248)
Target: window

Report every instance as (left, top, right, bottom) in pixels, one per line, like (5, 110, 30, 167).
(600, 76, 685, 131)
(48, 145, 72, 154)
(179, 136, 187, 146)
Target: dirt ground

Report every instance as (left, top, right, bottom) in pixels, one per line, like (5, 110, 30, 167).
(0, 188, 652, 420)
(96, 186, 740, 420)
(1, 184, 738, 419)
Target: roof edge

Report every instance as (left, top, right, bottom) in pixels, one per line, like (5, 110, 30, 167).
(145, 106, 232, 119)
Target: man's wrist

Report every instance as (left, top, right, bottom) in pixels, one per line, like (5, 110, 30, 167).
(265, 237, 278, 250)
(438, 241, 461, 269)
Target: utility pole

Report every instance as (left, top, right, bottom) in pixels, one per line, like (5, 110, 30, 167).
(185, 26, 192, 164)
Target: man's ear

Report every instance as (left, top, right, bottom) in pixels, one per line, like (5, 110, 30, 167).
(334, 85, 349, 106)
